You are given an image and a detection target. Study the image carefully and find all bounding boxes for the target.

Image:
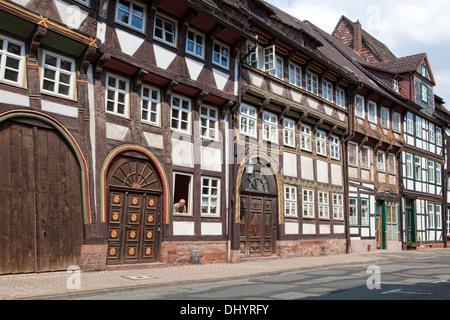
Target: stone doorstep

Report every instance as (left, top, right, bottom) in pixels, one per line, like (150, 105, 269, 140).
(106, 262, 167, 271)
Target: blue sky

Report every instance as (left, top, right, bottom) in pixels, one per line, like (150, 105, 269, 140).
(265, 0, 450, 108)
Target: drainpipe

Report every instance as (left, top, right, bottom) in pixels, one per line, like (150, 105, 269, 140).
(343, 81, 362, 254)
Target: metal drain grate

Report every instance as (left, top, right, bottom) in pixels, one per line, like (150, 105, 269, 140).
(122, 275, 156, 280)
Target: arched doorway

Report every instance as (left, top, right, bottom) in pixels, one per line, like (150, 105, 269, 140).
(0, 117, 83, 274)
(239, 159, 278, 258)
(106, 155, 162, 265)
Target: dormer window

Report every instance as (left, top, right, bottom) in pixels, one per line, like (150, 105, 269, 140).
(393, 79, 399, 92)
(420, 61, 427, 78)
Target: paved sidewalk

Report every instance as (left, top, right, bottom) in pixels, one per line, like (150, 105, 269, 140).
(1, 248, 449, 300)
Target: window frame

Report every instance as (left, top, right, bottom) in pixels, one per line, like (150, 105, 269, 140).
(329, 135, 340, 160)
(360, 146, 370, 170)
(322, 80, 333, 102)
(415, 115, 423, 139)
(336, 87, 345, 109)
(283, 118, 295, 148)
(239, 104, 257, 138)
(380, 107, 389, 129)
(392, 112, 401, 133)
(200, 176, 220, 217)
(170, 94, 191, 134)
(348, 142, 358, 167)
(302, 188, 314, 218)
(262, 111, 278, 143)
(406, 153, 414, 180)
(115, 0, 147, 33)
(40, 50, 76, 99)
(349, 197, 358, 226)
(186, 28, 205, 59)
(154, 13, 177, 47)
(377, 151, 385, 172)
(436, 162, 442, 186)
(305, 71, 318, 95)
(213, 40, 229, 69)
(284, 185, 297, 218)
(105, 73, 130, 118)
(315, 130, 327, 157)
(421, 82, 428, 104)
(300, 124, 312, 152)
(367, 100, 377, 124)
(428, 160, 435, 184)
(199, 104, 219, 141)
(388, 153, 396, 175)
(436, 127, 443, 147)
(318, 191, 329, 219)
(288, 62, 302, 88)
(406, 112, 414, 136)
(360, 198, 370, 226)
(355, 94, 365, 119)
(0, 34, 26, 87)
(141, 84, 161, 126)
(332, 194, 344, 220)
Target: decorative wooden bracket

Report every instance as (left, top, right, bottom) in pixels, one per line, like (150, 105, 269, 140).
(358, 136, 369, 151)
(195, 91, 209, 106)
(94, 54, 110, 79)
(133, 69, 149, 87)
(165, 80, 178, 96)
(374, 140, 383, 154)
(79, 45, 97, 75)
(313, 117, 323, 132)
(29, 25, 47, 58)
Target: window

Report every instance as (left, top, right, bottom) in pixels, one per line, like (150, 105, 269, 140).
(414, 156, 421, 181)
(300, 124, 312, 151)
(106, 73, 129, 117)
(186, 29, 204, 59)
(349, 198, 358, 226)
(213, 41, 229, 69)
(141, 85, 160, 125)
(380, 107, 389, 129)
(377, 152, 385, 172)
(421, 83, 428, 103)
(436, 162, 442, 186)
(263, 46, 283, 79)
(415, 116, 422, 138)
(201, 177, 220, 217)
(436, 127, 443, 147)
(306, 72, 318, 95)
(246, 41, 257, 68)
(360, 147, 370, 169)
(428, 160, 435, 184)
(302, 189, 314, 218)
(429, 122, 435, 144)
(154, 14, 177, 46)
(332, 194, 343, 220)
(406, 153, 413, 179)
(336, 88, 345, 109)
(386, 202, 398, 241)
(173, 172, 192, 215)
(288, 63, 301, 88)
(0, 35, 25, 86)
(388, 154, 396, 174)
(406, 112, 414, 135)
(360, 198, 369, 226)
(75, 0, 90, 5)
(436, 204, 442, 229)
(262, 111, 278, 143)
(275, 56, 283, 80)
(41, 51, 75, 98)
(171, 94, 191, 133)
(315, 130, 327, 156)
(420, 62, 427, 78)
(200, 105, 218, 140)
(318, 191, 329, 219)
(392, 112, 401, 133)
(322, 80, 333, 102)
(367, 101, 377, 123)
(348, 143, 358, 166)
(355, 95, 364, 119)
(428, 203, 435, 229)
(116, 0, 146, 32)
(284, 185, 297, 217)
(393, 79, 399, 92)
(283, 118, 295, 147)
(239, 104, 257, 137)
(329, 135, 340, 160)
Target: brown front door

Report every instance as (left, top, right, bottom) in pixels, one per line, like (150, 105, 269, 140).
(106, 157, 162, 265)
(0, 120, 83, 274)
(240, 194, 276, 257)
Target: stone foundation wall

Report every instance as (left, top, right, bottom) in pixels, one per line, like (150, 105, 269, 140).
(81, 245, 107, 272)
(160, 241, 227, 265)
(277, 239, 347, 259)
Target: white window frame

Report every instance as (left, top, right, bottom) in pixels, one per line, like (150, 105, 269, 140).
(284, 185, 297, 218)
(367, 100, 377, 124)
(377, 151, 385, 172)
(306, 72, 318, 95)
(300, 124, 312, 152)
(283, 118, 295, 147)
(415, 115, 422, 139)
(436, 127, 443, 147)
(349, 198, 358, 226)
(360, 198, 369, 226)
(332, 194, 344, 220)
(348, 142, 358, 166)
(428, 203, 435, 229)
(141, 84, 160, 126)
(41, 50, 76, 99)
(315, 130, 327, 156)
(436, 204, 442, 229)
(115, 0, 147, 33)
(436, 162, 442, 186)
(355, 95, 365, 119)
(0, 34, 25, 87)
(380, 107, 389, 129)
(246, 41, 257, 68)
(173, 172, 193, 216)
(393, 79, 399, 92)
(428, 160, 435, 184)
(406, 112, 414, 135)
(392, 112, 401, 133)
(388, 154, 396, 174)
(322, 80, 333, 102)
(200, 176, 220, 217)
(170, 94, 191, 133)
(154, 13, 177, 47)
(105, 73, 129, 118)
(429, 122, 436, 144)
(360, 146, 370, 169)
(329, 135, 340, 160)
(318, 191, 329, 219)
(186, 28, 205, 59)
(406, 153, 413, 179)
(336, 88, 345, 109)
(262, 111, 278, 143)
(421, 83, 428, 103)
(213, 41, 229, 69)
(302, 188, 314, 218)
(414, 155, 421, 182)
(239, 104, 257, 137)
(288, 63, 301, 88)
(199, 104, 218, 141)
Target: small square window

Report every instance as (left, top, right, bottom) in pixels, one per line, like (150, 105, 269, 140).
(213, 41, 229, 69)
(0, 35, 25, 87)
(116, 0, 146, 32)
(154, 14, 177, 46)
(105, 73, 129, 117)
(41, 51, 76, 99)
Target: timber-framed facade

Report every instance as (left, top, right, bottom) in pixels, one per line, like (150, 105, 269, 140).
(0, 0, 448, 275)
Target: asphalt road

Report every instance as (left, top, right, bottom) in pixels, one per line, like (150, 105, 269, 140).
(69, 254, 450, 301)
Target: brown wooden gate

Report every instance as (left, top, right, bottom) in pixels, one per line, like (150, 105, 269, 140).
(106, 157, 161, 265)
(0, 120, 83, 274)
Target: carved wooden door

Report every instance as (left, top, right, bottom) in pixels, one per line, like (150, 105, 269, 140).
(106, 158, 161, 265)
(0, 120, 83, 274)
(240, 195, 276, 257)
